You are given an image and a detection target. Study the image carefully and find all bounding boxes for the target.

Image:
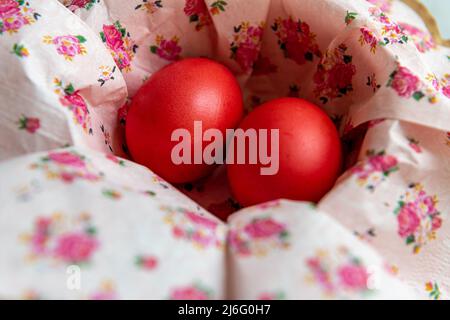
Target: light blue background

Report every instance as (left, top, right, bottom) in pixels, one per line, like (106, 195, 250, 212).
(421, 0, 450, 38)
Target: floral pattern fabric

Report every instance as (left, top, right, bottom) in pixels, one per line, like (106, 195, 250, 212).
(351, 149, 398, 191)
(313, 43, 356, 104)
(272, 17, 322, 65)
(64, 0, 99, 12)
(43, 34, 87, 61)
(305, 247, 373, 298)
(229, 21, 265, 73)
(394, 183, 442, 254)
(22, 212, 99, 264)
(53, 78, 92, 134)
(150, 35, 182, 61)
(0, 0, 40, 35)
(0, 0, 128, 161)
(184, 0, 211, 31)
(100, 21, 137, 72)
(228, 216, 290, 256)
(0, 147, 227, 299)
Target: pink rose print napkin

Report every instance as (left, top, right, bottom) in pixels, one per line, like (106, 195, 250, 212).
(319, 118, 450, 300)
(0, 147, 227, 299)
(0, 0, 449, 299)
(0, 147, 415, 299)
(227, 200, 417, 299)
(0, 0, 127, 161)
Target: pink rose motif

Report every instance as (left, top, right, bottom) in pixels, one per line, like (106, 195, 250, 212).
(442, 85, 450, 99)
(102, 24, 124, 51)
(360, 27, 378, 49)
(378, 14, 391, 25)
(156, 39, 181, 61)
(285, 23, 315, 60)
(172, 226, 185, 238)
(0, 0, 20, 19)
(397, 203, 420, 237)
(284, 38, 310, 65)
(142, 256, 158, 269)
(274, 18, 321, 65)
(431, 216, 442, 231)
(48, 151, 85, 168)
(3, 14, 25, 32)
(137, 255, 158, 270)
(338, 264, 369, 290)
(114, 48, 131, 70)
(351, 151, 397, 190)
(171, 286, 208, 300)
(369, 154, 397, 172)
(61, 91, 87, 109)
(53, 232, 98, 263)
(115, 48, 132, 70)
(394, 185, 441, 253)
(67, 0, 90, 11)
(230, 22, 265, 72)
(313, 45, 357, 102)
(184, 0, 208, 16)
(351, 165, 369, 180)
(247, 25, 263, 38)
(31, 217, 52, 254)
(186, 211, 218, 230)
(24, 118, 40, 133)
(60, 171, 76, 183)
(244, 218, 285, 239)
(429, 77, 440, 91)
(18, 116, 40, 133)
(53, 35, 82, 58)
(419, 192, 436, 212)
(228, 230, 250, 255)
(282, 18, 298, 38)
(328, 63, 357, 92)
(31, 232, 48, 254)
(72, 104, 89, 127)
(60, 92, 89, 127)
(36, 217, 51, 233)
(235, 40, 259, 72)
(390, 66, 420, 98)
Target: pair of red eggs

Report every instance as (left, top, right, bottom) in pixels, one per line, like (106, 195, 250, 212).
(126, 58, 341, 208)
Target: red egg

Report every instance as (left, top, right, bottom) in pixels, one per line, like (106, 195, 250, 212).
(226, 97, 341, 207)
(126, 58, 243, 183)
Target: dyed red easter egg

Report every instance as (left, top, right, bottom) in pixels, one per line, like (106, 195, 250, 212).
(126, 58, 243, 183)
(227, 97, 341, 207)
